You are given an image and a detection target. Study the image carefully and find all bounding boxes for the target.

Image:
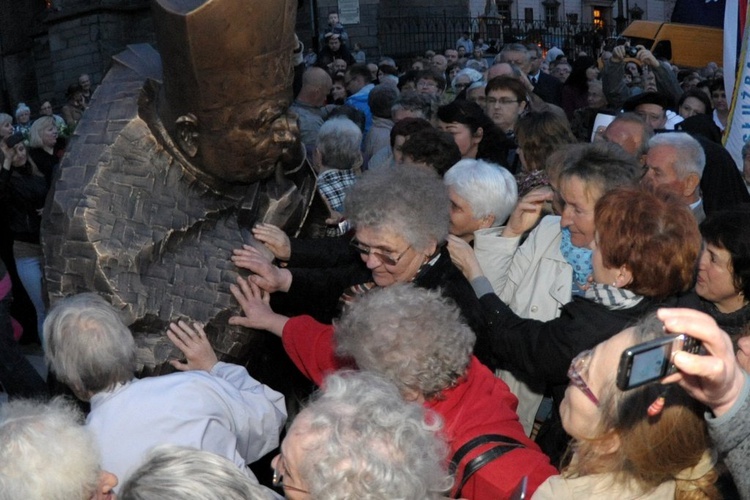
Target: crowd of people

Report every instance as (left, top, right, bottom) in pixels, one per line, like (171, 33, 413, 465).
(2, 15, 750, 500)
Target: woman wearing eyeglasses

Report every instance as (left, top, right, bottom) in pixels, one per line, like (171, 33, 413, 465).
(532, 313, 718, 499)
(231, 166, 492, 366)
(450, 187, 702, 464)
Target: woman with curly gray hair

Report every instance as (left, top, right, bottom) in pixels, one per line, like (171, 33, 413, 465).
(271, 370, 452, 499)
(0, 397, 118, 500)
(232, 167, 491, 365)
(230, 283, 557, 499)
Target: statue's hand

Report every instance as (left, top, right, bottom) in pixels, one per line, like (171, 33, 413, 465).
(167, 320, 218, 372)
(232, 245, 292, 293)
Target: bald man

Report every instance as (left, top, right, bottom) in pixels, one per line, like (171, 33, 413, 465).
(291, 67, 336, 150)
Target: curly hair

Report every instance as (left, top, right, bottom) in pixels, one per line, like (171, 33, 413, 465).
(344, 167, 450, 251)
(0, 397, 103, 500)
(295, 370, 453, 499)
(567, 314, 718, 499)
(595, 187, 701, 299)
(335, 284, 475, 399)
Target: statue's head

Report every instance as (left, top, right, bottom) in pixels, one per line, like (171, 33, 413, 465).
(152, 0, 300, 184)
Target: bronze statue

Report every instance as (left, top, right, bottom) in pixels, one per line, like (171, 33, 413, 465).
(43, 0, 324, 380)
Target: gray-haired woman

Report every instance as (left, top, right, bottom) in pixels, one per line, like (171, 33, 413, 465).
(229, 283, 558, 499)
(271, 370, 452, 499)
(232, 166, 492, 365)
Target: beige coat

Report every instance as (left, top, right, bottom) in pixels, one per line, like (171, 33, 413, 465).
(473, 215, 573, 434)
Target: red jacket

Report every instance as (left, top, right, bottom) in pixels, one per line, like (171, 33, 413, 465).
(282, 315, 558, 499)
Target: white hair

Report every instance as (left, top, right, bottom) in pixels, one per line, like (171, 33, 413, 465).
(120, 445, 270, 500)
(0, 397, 102, 500)
(647, 132, 706, 179)
(444, 159, 518, 225)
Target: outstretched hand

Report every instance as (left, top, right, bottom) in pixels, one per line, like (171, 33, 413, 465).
(447, 235, 485, 281)
(229, 277, 289, 337)
(231, 245, 293, 293)
(167, 320, 218, 372)
(251, 223, 292, 261)
(659, 308, 746, 417)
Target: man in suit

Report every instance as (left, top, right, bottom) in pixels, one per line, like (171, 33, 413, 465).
(525, 43, 562, 106)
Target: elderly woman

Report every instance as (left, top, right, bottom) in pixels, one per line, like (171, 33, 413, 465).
(314, 117, 361, 216)
(0, 132, 51, 344)
(0, 398, 118, 500)
(450, 143, 640, 435)
(444, 158, 517, 243)
(230, 283, 557, 499)
(28, 115, 61, 185)
(533, 314, 718, 498)
(696, 209, 750, 341)
(269, 370, 452, 499)
(13, 102, 32, 137)
(233, 167, 490, 363)
(44, 293, 287, 487)
(120, 446, 272, 500)
(451, 187, 702, 462)
(450, 67, 484, 98)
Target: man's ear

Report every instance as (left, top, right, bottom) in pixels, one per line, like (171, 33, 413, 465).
(682, 172, 701, 198)
(175, 113, 199, 157)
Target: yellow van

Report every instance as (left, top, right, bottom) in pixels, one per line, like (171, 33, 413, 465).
(621, 21, 723, 69)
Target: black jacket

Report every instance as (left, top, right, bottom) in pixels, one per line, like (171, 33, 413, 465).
(273, 245, 494, 366)
(0, 166, 49, 244)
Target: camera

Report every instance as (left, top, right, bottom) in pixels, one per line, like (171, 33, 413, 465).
(616, 334, 703, 391)
(625, 46, 639, 58)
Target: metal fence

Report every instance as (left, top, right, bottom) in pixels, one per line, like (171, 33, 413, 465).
(378, 12, 614, 64)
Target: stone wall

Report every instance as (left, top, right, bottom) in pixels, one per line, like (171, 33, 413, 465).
(37, 1, 154, 106)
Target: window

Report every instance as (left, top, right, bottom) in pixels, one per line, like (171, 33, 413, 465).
(593, 8, 604, 29)
(525, 8, 534, 23)
(543, 0, 560, 24)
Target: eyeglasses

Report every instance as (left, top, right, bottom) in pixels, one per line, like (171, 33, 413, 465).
(417, 80, 438, 89)
(486, 97, 522, 106)
(272, 456, 310, 495)
(568, 350, 600, 406)
(350, 238, 411, 266)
